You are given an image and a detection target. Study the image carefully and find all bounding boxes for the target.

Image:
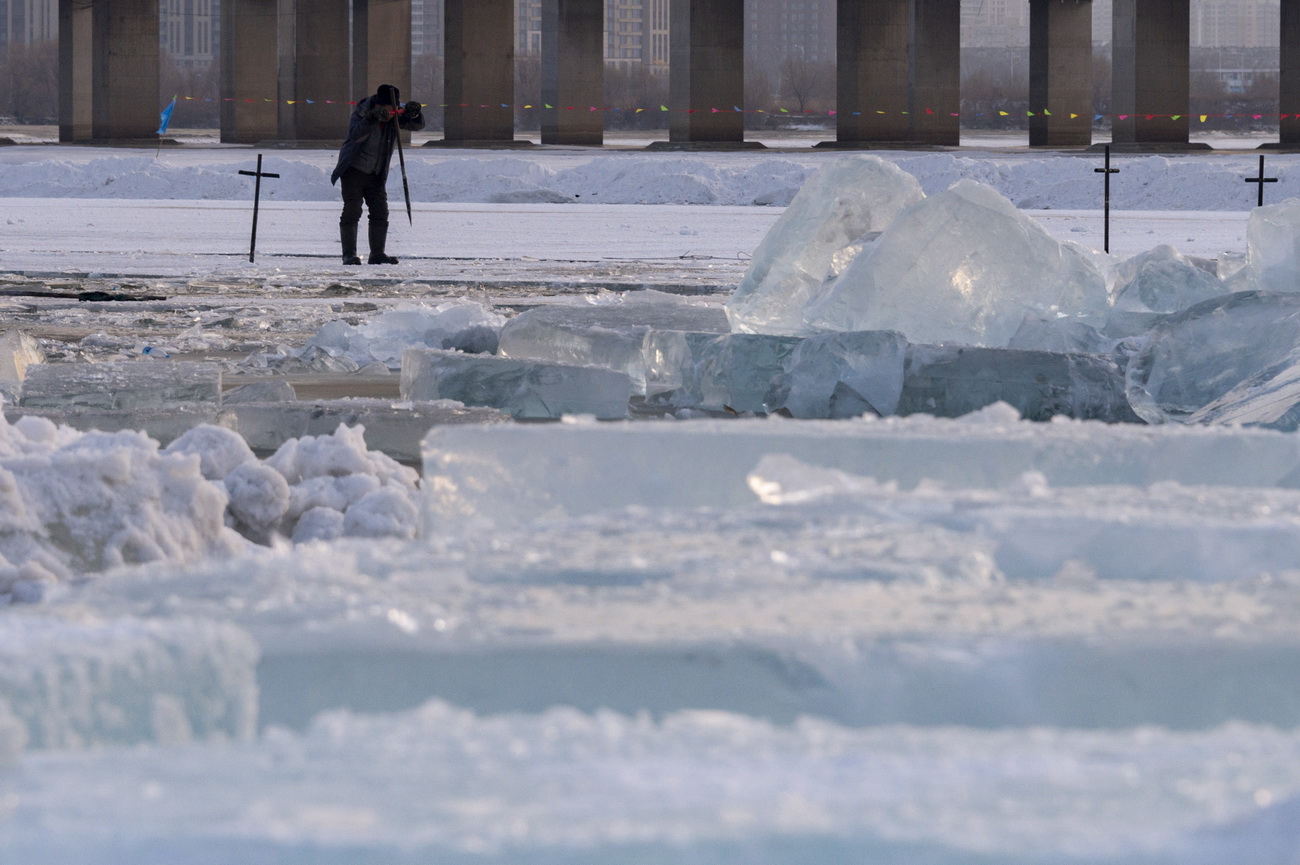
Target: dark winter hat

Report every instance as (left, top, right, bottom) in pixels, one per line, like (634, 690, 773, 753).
(375, 84, 400, 106)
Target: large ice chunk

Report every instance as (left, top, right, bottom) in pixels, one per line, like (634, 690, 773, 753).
(1105, 245, 1227, 337)
(900, 345, 1139, 422)
(497, 291, 729, 394)
(300, 300, 506, 370)
(726, 155, 924, 336)
(1126, 291, 1300, 425)
(19, 361, 222, 410)
(402, 348, 632, 419)
(671, 333, 803, 413)
(1242, 197, 1300, 294)
(772, 330, 908, 418)
(804, 180, 1109, 347)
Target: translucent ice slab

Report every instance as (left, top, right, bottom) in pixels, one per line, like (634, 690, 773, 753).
(0, 330, 44, 391)
(0, 614, 257, 755)
(19, 361, 222, 411)
(497, 291, 730, 394)
(726, 155, 924, 336)
(1126, 291, 1300, 425)
(899, 344, 1139, 422)
(1243, 197, 1300, 294)
(221, 398, 510, 463)
(671, 333, 803, 413)
(805, 180, 1109, 347)
(402, 348, 632, 420)
(421, 413, 1300, 526)
(774, 330, 908, 418)
(4, 405, 222, 446)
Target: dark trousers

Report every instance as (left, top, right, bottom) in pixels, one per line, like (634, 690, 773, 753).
(339, 167, 388, 227)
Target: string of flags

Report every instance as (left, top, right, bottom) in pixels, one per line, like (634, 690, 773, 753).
(162, 95, 1300, 123)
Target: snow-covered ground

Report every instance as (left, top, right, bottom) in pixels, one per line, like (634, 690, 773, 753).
(2, 135, 1300, 863)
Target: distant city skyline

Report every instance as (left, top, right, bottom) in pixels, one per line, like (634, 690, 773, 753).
(0, 0, 1288, 64)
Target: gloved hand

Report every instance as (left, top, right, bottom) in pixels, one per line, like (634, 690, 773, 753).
(403, 101, 422, 115)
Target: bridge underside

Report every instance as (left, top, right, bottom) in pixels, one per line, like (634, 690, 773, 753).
(56, 0, 1289, 151)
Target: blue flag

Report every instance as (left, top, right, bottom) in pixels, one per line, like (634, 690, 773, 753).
(157, 96, 177, 136)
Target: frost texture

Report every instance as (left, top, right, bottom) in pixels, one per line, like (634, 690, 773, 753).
(805, 180, 1108, 347)
(725, 156, 924, 336)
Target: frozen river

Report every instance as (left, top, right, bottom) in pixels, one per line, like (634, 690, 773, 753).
(1, 142, 1299, 863)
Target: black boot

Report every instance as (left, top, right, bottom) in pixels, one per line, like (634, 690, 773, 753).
(368, 220, 399, 264)
(340, 222, 362, 266)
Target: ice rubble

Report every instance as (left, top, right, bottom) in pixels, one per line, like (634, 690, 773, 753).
(299, 300, 506, 370)
(725, 155, 924, 336)
(0, 413, 421, 601)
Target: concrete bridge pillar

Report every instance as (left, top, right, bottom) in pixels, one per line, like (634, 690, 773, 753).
(442, 0, 516, 143)
(276, 0, 353, 142)
(220, 0, 278, 144)
(667, 0, 748, 146)
(58, 0, 160, 143)
(1111, 0, 1192, 147)
(1029, 0, 1092, 147)
(1281, 0, 1300, 146)
(353, 0, 413, 109)
(542, 0, 604, 145)
(832, 0, 959, 147)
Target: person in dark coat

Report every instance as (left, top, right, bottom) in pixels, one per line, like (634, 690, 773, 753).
(330, 83, 425, 265)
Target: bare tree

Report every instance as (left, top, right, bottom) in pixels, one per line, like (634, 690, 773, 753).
(159, 51, 220, 128)
(779, 52, 832, 115)
(412, 52, 444, 130)
(0, 40, 58, 123)
(515, 53, 542, 130)
(604, 62, 668, 130)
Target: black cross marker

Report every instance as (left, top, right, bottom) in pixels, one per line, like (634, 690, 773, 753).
(238, 153, 281, 263)
(1094, 145, 1120, 254)
(1245, 154, 1278, 208)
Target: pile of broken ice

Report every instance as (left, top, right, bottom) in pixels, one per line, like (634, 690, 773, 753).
(393, 155, 1300, 429)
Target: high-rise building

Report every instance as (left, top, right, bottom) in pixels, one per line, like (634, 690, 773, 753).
(160, 0, 218, 69)
(747, 0, 834, 68)
(1192, 0, 1279, 48)
(0, 0, 57, 53)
